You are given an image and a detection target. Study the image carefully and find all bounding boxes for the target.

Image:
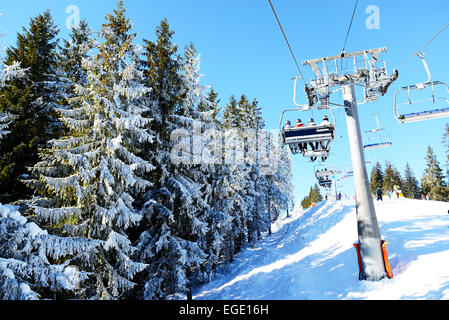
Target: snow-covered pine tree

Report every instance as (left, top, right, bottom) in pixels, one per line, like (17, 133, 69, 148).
(245, 99, 272, 241)
(311, 183, 323, 203)
(222, 95, 254, 248)
(421, 145, 447, 201)
(382, 161, 402, 195)
(59, 20, 93, 90)
(277, 140, 295, 217)
(222, 95, 240, 129)
(0, 204, 102, 300)
(0, 22, 25, 89)
(136, 19, 205, 300)
(164, 43, 216, 299)
(195, 90, 234, 280)
(0, 16, 100, 300)
(136, 42, 228, 299)
(370, 161, 384, 194)
(302, 184, 322, 208)
(268, 136, 294, 225)
(403, 163, 421, 199)
(25, 1, 152, 299)
(0, 10, 62, 202)
(0, 23, 25, 139)
(197, 88, 221, 120)
(443, 123, 449, 174)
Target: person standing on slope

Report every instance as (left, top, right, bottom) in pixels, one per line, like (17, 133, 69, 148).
(376, 187, 383, 201)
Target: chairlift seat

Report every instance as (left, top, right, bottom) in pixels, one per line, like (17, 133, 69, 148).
(303, 149, 330, 158)
(319, 180, 333, 188)
(316, 170, 335, 178)
(283, 125, 335, 145)
(364, 141, 392, 150)
(398, 107, 449, 123)
(338, 174, 353, 181)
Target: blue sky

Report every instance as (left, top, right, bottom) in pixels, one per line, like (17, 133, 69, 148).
(1, 0, 449, 203)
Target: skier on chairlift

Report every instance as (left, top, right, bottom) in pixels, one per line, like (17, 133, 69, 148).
(319, 115, 332, 152)
(293, 119, 307, 152)
(321, 115, 331, 126)
(295, 119, 305, 128)
(307, 118, 318, 152)
(308, 118, 316, 126)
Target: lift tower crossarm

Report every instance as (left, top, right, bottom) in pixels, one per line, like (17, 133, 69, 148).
(302, 47, 387, 66)
(298, 47, 397, 110)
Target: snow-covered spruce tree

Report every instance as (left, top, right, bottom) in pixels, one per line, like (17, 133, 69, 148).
(266, 135, 294, 232)
(136, 20, 205, 299)
(221, 95, 252, 253)
(0, 10, 63, 203)
(221, 95, 274, 249)
(382, 161, 402, 195)
(0, 28, 25, 139)
(25, 1, 152, 299)
(0, 16, 96, 300)
(421, 145, 448, 201)
(0, 17, 25, 89)
(194, 88, 235, 272)
(443, 123, 449, 174)
(174, 44, 239, 297)
(0, 204, 101, 300)
(276, 139, 295, 218)
(136, 41, 227, 300)
(403, 163, 421, 199)
(242, 97, 271, 242)
(302, 184, 322, 208)
(197, 88, 221, 120)
(135, 18, 195, 300)
(59, 20, 93, 92)
(370, 161, 384, 195)
(222, 95, 240, 129)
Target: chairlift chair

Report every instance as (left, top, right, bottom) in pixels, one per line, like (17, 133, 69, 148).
(314, 164, 338, 179)
(279, 106, 336, 162)
(394, 53, 449, 124)
(363, 114, 392, 150)
(319, 180, 333, 190)
(314, 164, 339, 190)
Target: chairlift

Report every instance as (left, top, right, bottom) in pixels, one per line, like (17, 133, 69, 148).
(314, 164, 339, 190)
(279, 106, 336, 162)
(337, 160, 371, 181)
(394, 53, 449, 124)
(363, 114, 392, 150)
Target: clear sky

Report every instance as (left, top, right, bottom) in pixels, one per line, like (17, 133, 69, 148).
(1, 0, 449, 203)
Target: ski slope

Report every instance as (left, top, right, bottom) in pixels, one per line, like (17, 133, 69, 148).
(194, 199, 449, 300)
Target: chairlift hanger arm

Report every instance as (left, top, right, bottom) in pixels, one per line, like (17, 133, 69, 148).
(416, 53, 432, 83)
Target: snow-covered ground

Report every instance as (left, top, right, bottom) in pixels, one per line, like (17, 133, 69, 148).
(194, 198, 449, 300)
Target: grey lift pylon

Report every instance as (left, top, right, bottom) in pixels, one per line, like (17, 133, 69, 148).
(299, 48, 398, 281)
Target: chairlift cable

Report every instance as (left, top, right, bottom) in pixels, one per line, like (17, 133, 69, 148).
(341, 0, 359, 54)
(267, 0, 307, 85)
(398, 21, 449, 71)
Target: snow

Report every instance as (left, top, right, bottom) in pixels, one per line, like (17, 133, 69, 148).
(0, 203, 27, 225)
(194, 198, 449, 300)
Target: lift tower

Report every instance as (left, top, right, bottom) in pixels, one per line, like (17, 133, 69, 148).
(299, 48, 398, 281)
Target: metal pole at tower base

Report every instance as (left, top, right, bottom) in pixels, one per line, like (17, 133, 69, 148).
(342, 84, 388, 281)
